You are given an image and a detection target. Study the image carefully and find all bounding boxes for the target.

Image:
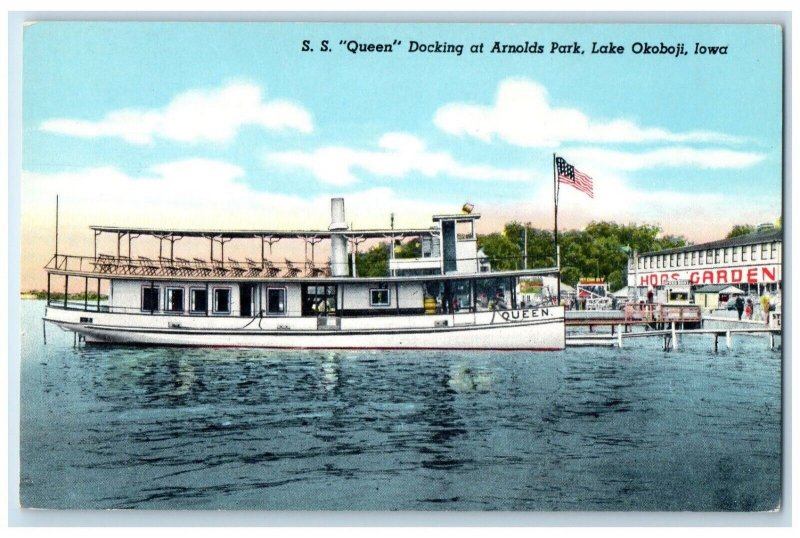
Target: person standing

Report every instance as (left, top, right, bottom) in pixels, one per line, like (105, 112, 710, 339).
(745, 298, 753, 320)
(760, 293, 771, 325)
(735, 295, 744, 320)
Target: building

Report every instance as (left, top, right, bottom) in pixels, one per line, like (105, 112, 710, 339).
(627, 229, 782, 296)
(694, 284, 746, 310)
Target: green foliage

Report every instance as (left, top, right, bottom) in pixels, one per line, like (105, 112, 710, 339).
(354, 243, 390, 277)
(395, 238, 421, 258)
(477, 233, 522, 271)
(479, 221, 688, 291)
(355, 221, 690, 291)
(353, 239, 424, 277)
(725, 224, 756, 239)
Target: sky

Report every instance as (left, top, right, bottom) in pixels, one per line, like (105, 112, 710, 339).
(20, 22, 783, 289)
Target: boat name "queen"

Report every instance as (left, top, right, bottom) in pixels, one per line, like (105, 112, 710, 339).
(497, 308, 551, 322)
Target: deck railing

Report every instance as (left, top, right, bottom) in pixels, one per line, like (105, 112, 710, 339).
(623, 303, 701, 322)
(45, 254, 332, 279)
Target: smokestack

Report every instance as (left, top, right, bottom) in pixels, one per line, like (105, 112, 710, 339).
(329, 198, 349, 276)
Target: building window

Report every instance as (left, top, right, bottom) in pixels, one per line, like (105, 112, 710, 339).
(707, 250, 713, 263)
(213, 288, 231, 314)
(676, 253, 682, 267)
(370, 288, 391, 307)
(771, 243, 778, 260)
(698, 251, 704, 265)
(691, 251, 697, 265)
(761, 243, 768, 259)
(714, 249, 720, 264)
(637, 257, 642, 270)
(751, 245, 758, 260)
(190, 288, 207, 313)
(669, 254, 675, 267)
(742, 247, 748, 262)
(723, 248, 729, 263)
(267, 288, 286, 314)
(656, 256, 661, 268)
(141, 286, 159, 311)
(165, 288, 184, 313)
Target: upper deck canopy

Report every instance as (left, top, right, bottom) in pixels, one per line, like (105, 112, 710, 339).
(89, 225, 438, 240)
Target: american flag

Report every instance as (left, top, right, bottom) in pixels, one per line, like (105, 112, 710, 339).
(556, 156, 593, 198)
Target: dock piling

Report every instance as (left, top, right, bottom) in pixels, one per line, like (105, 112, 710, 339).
(671, 321, 678, 351)
(726, 330, 732, 351)
(617, 325, 623, 348)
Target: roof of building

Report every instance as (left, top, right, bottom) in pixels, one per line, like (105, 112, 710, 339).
(640, 229, 782, 257)
(694, 285, 746, 294)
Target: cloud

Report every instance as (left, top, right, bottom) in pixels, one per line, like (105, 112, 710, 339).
(21, 159, 779, 290)
(40, 81, 313, 145)
(565, 147, 765, 171)
(267, 132, 535, 185)
(21, 159, 450, 264)
(434, 78, 744, 148)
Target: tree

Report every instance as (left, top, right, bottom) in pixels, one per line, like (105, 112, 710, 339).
(354, 243, 390, 277)
(725, 224, 756, 239)
(477, 233, 522, 271)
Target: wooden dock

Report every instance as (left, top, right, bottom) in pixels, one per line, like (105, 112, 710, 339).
(566, 322, 781, 351)
(565, 304, 702, 332)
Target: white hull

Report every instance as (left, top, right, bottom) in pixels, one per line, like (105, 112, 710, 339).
(45, 306, 565, 350)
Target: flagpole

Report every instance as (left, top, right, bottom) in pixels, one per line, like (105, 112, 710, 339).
(553, 153, 561, 305)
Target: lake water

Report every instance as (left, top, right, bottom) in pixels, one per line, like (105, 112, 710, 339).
(19, 300, 781, 511)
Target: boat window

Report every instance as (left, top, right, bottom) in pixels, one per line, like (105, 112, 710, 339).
(213, 288, 231, 314)
(165, 288, 184, 313)
(267, 288, 286, 314)
(370, 288, 391, 307)
(302, 284, 337, 316)
(456, 220, 475, 240)
(475, 278, 511, 311)
(141, 286, 159, 312)
(190, 288, 207, 313)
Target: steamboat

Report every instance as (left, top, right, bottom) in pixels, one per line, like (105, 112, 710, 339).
(43, 199, 565, 350)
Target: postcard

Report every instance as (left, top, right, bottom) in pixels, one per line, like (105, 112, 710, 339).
(18, 21, 783, 515)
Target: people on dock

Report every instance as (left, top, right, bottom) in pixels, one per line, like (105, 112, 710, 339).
(761, 293, 771, 325)
(735, 295, 744, 320)
(647, 289, 654, 304)
(745, 298, 753, 320)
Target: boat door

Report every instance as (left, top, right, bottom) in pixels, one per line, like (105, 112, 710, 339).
(441, 220, 457, 273)
(239, 283, 257, 317)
